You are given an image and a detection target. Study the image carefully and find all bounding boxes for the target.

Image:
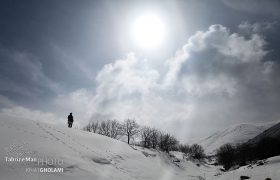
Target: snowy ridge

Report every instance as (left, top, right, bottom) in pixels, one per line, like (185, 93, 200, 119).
(198, 121, 278, 154)
(249, 121, 280, 144)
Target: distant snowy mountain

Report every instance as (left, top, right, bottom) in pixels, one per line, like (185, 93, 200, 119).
(198, 121, 278, 154)
(249, 122, 280, 144)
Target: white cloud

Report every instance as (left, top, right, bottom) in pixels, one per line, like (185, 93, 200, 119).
(238, 21, 277, 33)
(165, 25, 267, 97)
(95, 53, 160, 100)
(85, 24, 276, 139)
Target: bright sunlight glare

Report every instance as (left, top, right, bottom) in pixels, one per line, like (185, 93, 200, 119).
(131, 13, 166, 50)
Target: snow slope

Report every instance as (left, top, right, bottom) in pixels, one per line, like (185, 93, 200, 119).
(198, 122, 278, 154)
(249, 122, 280, 144)
(214, 156, 280, 180)
(0, 114, 279, 180)
(0, 114, 217, 180)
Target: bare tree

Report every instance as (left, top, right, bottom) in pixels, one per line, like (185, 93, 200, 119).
(189, 144, 205, 160)
(150, 128, 159, 149)
(98, 120, 110, 136)
(178, 144, 191, 155)
(123, 119, 139, 144)
(91, 121, 99, 133)
(109, 120, 123, 139)
(96, 120, 123, 139)
(141, 126, 152, 148)
(141, 127, 160, 149)
(83, 122, 92, 132)
(159, 132, 178, 153)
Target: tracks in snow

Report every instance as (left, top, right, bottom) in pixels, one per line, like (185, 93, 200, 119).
(35, 122, 138, 179)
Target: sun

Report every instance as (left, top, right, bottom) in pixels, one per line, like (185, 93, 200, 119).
(131, 13, 166, 49)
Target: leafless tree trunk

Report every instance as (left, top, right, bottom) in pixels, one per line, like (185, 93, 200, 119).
(151, 128, 159, 149)
(123, 119, 139, 144)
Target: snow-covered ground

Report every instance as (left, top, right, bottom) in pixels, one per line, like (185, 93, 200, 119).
(215, 156, 280, 180)
(198, 122, 278, 154)
(0, 114, 279, 180)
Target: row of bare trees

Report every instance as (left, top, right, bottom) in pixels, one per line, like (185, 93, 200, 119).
(83, 119, 139, 144)
(140, 126, 179, 153)
(83, 119, 205, 159)
(178, 144, 205, 160)
(84, 120, 179, 153)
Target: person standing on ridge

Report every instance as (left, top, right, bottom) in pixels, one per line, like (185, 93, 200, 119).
(68, 113, 74, 128)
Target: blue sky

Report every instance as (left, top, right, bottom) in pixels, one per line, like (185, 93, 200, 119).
(1, 0, 280, 140)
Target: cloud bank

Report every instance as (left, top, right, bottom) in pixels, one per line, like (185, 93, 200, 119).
(72, 24, 279, 139)
(2, 24, 280, 140)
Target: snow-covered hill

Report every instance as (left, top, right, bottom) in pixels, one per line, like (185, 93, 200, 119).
(249, 122, 280, 144)
(0, 114, 217, 180)
(0, 114, 279, 180)
(198, 122, 278, 154)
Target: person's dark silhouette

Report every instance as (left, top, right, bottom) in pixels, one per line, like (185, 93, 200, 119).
(68, 113, 74, 128)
